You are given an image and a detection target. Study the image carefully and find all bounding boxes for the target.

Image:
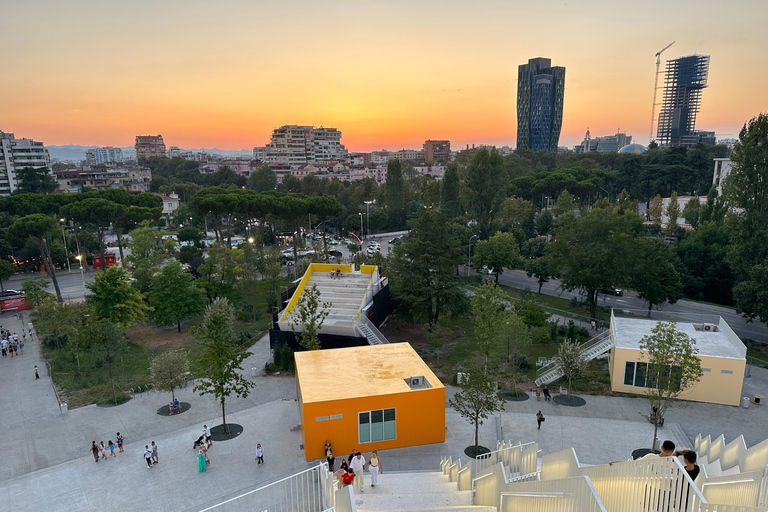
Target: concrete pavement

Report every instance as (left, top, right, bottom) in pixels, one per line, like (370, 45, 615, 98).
(3, 304, 768, 511)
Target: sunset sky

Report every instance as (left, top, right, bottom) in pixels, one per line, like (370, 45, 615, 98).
(2, 0, 767, 152)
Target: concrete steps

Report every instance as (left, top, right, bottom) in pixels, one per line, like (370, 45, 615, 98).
(354, 471, 495, 512)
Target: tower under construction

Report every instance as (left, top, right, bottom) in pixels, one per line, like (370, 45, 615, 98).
(656, 54, 710, 147)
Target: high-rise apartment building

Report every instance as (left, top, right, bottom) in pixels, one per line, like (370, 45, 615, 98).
(423, 140, 451, 162)
(0, 131, 51, 195)
(88, 146, 123, 164)
(135, 135, 166, 163)
(517, 57, 566, 152)
(656, 55, 710, 148)
(262, 125, 347, 166)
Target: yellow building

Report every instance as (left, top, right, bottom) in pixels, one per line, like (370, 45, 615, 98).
(608, 313, 746, 406)
(295, 343, 445, 461)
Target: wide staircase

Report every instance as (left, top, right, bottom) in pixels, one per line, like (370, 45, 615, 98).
(431, 435, 768, 512)
(535, 330, 614, 386)
(302, 272, 371, 324)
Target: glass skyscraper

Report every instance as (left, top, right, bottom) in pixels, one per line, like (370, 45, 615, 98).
(517, 58, 566, 152)
(656, 54, 710, 147)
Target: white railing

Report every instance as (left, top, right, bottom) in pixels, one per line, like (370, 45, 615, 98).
(699, 467, 768, 508)
(354, 315, 388, 344)
(356, 268, 380, 320)
(696, 432, 768, 474)
(540, 447, 582, 481)
(475, 441, 539, 480)
(198, 463, 335, 512)
(535, 330, 613, 386)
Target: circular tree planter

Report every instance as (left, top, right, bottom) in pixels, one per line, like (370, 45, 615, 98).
(499, 390, 529, 402)
(156, 402, 192, 416)
(210, 423, 244, 441)
(553, 395, 586, 407)
(464, 445, 492, 459)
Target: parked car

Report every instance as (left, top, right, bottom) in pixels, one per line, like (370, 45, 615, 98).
(0, 290, 22, 298)
(389, 236, 401, 244)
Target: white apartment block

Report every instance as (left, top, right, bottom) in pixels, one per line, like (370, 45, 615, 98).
(713, 158, 732, 196)
(370, 149, 425, 164)
(168, 146, 182, 158)
(259, 125, 348, 166)
(0, 131, 52, 195)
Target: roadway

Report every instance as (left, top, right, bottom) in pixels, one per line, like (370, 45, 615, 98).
(489, 268, 768, 344)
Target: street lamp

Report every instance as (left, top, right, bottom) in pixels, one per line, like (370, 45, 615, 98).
(59, 219, 71, 273)
(248, 237, 254, 244)
(467, 234, 478, 276)
(75, 255, 86, 294)
(358, 212, 365, 240)
(364, 200, 376, 238)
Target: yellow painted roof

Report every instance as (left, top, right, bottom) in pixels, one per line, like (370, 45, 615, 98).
(295, 343, 444, 403)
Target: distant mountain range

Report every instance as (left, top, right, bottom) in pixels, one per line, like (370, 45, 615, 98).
(47, 145, 254, 162)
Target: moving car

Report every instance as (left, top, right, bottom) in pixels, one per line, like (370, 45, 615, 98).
(600, 288, 624, 296)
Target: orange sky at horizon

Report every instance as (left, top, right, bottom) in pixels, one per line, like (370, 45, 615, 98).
(2, 0, 766, 152)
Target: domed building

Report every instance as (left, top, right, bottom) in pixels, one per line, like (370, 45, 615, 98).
(618, 143, 647, 154)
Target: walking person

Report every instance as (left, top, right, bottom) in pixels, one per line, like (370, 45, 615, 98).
(198, 450, 207, 472)
(143, 446, 153, 468)
(203, 425, 212, 445)
(367, 450, 382, 487)
(89, 441, 100, 463)
(536, 410, 545, 430)
(255, 443, 264, 464)
(151, 441, 158, 464)
(202, 440, 210, 465)
(99, 441, 107, 460)
(349, 451, 366, 492)
(34, 365, 39, 379)
(108, 440, 116, 457)
(116, 433, 124, 452)
(325, 441, 334, 471)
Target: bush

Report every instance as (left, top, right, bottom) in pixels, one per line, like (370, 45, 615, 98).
(238, 330, 256, 348)
(537, 330, 551, 344)
(512, 353, 530, 371)
(266, 342, 295, 373)
(42, 333, 68, 349)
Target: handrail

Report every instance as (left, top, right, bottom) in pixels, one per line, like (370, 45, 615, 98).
(355, 315, 388, 344)
(356, 267, 379, 320)
(536, 331, 611, 380)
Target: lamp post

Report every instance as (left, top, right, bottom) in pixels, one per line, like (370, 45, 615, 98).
(467, 234, 478, 276)
(60, 219, 71, 273)
(75, 255, 86, 294)
(358, 212, 364, 241)
(364, 200, 376, 238)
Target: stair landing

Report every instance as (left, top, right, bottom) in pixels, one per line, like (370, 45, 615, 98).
(353, 471, 495, 512)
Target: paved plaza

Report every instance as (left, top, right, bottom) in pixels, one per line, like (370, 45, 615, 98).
(2, 309, 768, 511)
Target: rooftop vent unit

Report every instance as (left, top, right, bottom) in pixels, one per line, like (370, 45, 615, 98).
(410, 375, 424, 388)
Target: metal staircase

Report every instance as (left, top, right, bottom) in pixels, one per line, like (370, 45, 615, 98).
(354, 315, 389, 345)
(535, 330, 614, 386)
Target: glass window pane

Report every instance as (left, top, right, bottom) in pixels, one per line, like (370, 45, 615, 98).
(359, 412, 370, 443)
(371, 409, 384, 442)
(624, 361, 635, 386)
(384, 409, 396, 440)
(634, 363, 647, 388)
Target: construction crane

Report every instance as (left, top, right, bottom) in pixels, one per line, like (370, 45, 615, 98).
(649, 41, 675, 144)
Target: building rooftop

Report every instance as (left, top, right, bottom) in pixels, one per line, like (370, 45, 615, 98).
(295, 343, 443, 403)
(612, 315, 746, 359)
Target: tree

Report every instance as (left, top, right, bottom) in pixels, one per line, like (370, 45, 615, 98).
(725, 113, 768, 281)
(86, 266, 150, 328)
(149, 261, 207, 332)
(632, 238, 684, 314)
(441, 162, 462, 219)
(501, 312, 528, 395)
(177, 226, 204, 247)
(289, 284, 331, 350)
(513, 293, 549, 329)
(682, 196, 702, 230)
(125, 225, 174, 293)
(247, 165, 278, 192)
(555, 340, 587, 401)
(474, 231, 521, 284)
(385, 159, 407, 228)
(463, 148, 507, 238)
(639, 320, 703, 449)
(20, 277, 53, 307)
(525, 257, 551, 294)
(193, 298, 255, 433)
(448, 368, 504, 457)
(547, 206, 642, 318)
(88, 319, 128, 405)
(471, 281, 507, 372)
(7, 214, 63, 302)
(648, 194, 663, 224)
(150, 350, 190, 402)
(16, 167, 57, 194)
(388, 209, 468, 327)
(666, 192, 681, 233)
(733, 264, 768, 328)
(0, 259, 14, 293)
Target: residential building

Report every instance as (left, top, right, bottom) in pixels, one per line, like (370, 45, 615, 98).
(135, 135, 166, 164)
(718, 138, 738, 151)
(152, 192, 180, 217)
(389, 149, 424, 161)
(261, 125, 348, 166)
(168, 146, 181, 158)
(88, 146, 123, 164)
(199, 159, 252, 176)
(0, 131, 52, 195)
(85, 148, 97, 165)
(656, 54, 710, 147)
(517, 57, 566, 152)
(713, 158, 732, 195)
(575, 129, 632, 153)
(423, 140, 451, 162)
(295, 342, 444, 461)
(54, 164, 151, 194)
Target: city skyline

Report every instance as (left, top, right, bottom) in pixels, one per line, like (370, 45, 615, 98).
(1, 0, 766, 151)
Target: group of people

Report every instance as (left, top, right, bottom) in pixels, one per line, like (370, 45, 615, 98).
(329, 269, 344, 279)
(0, 327, 27, 358)
(325, 442, 382, 491)
(87, 433, 126, 463)
(195, 425, 213, 472)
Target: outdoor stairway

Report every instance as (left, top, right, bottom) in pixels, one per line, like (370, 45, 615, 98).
(355, 316, 388, 345)
(535, 330, 615, 386)
(354, 471, 495, 512)
(284, 272, 371, 324)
